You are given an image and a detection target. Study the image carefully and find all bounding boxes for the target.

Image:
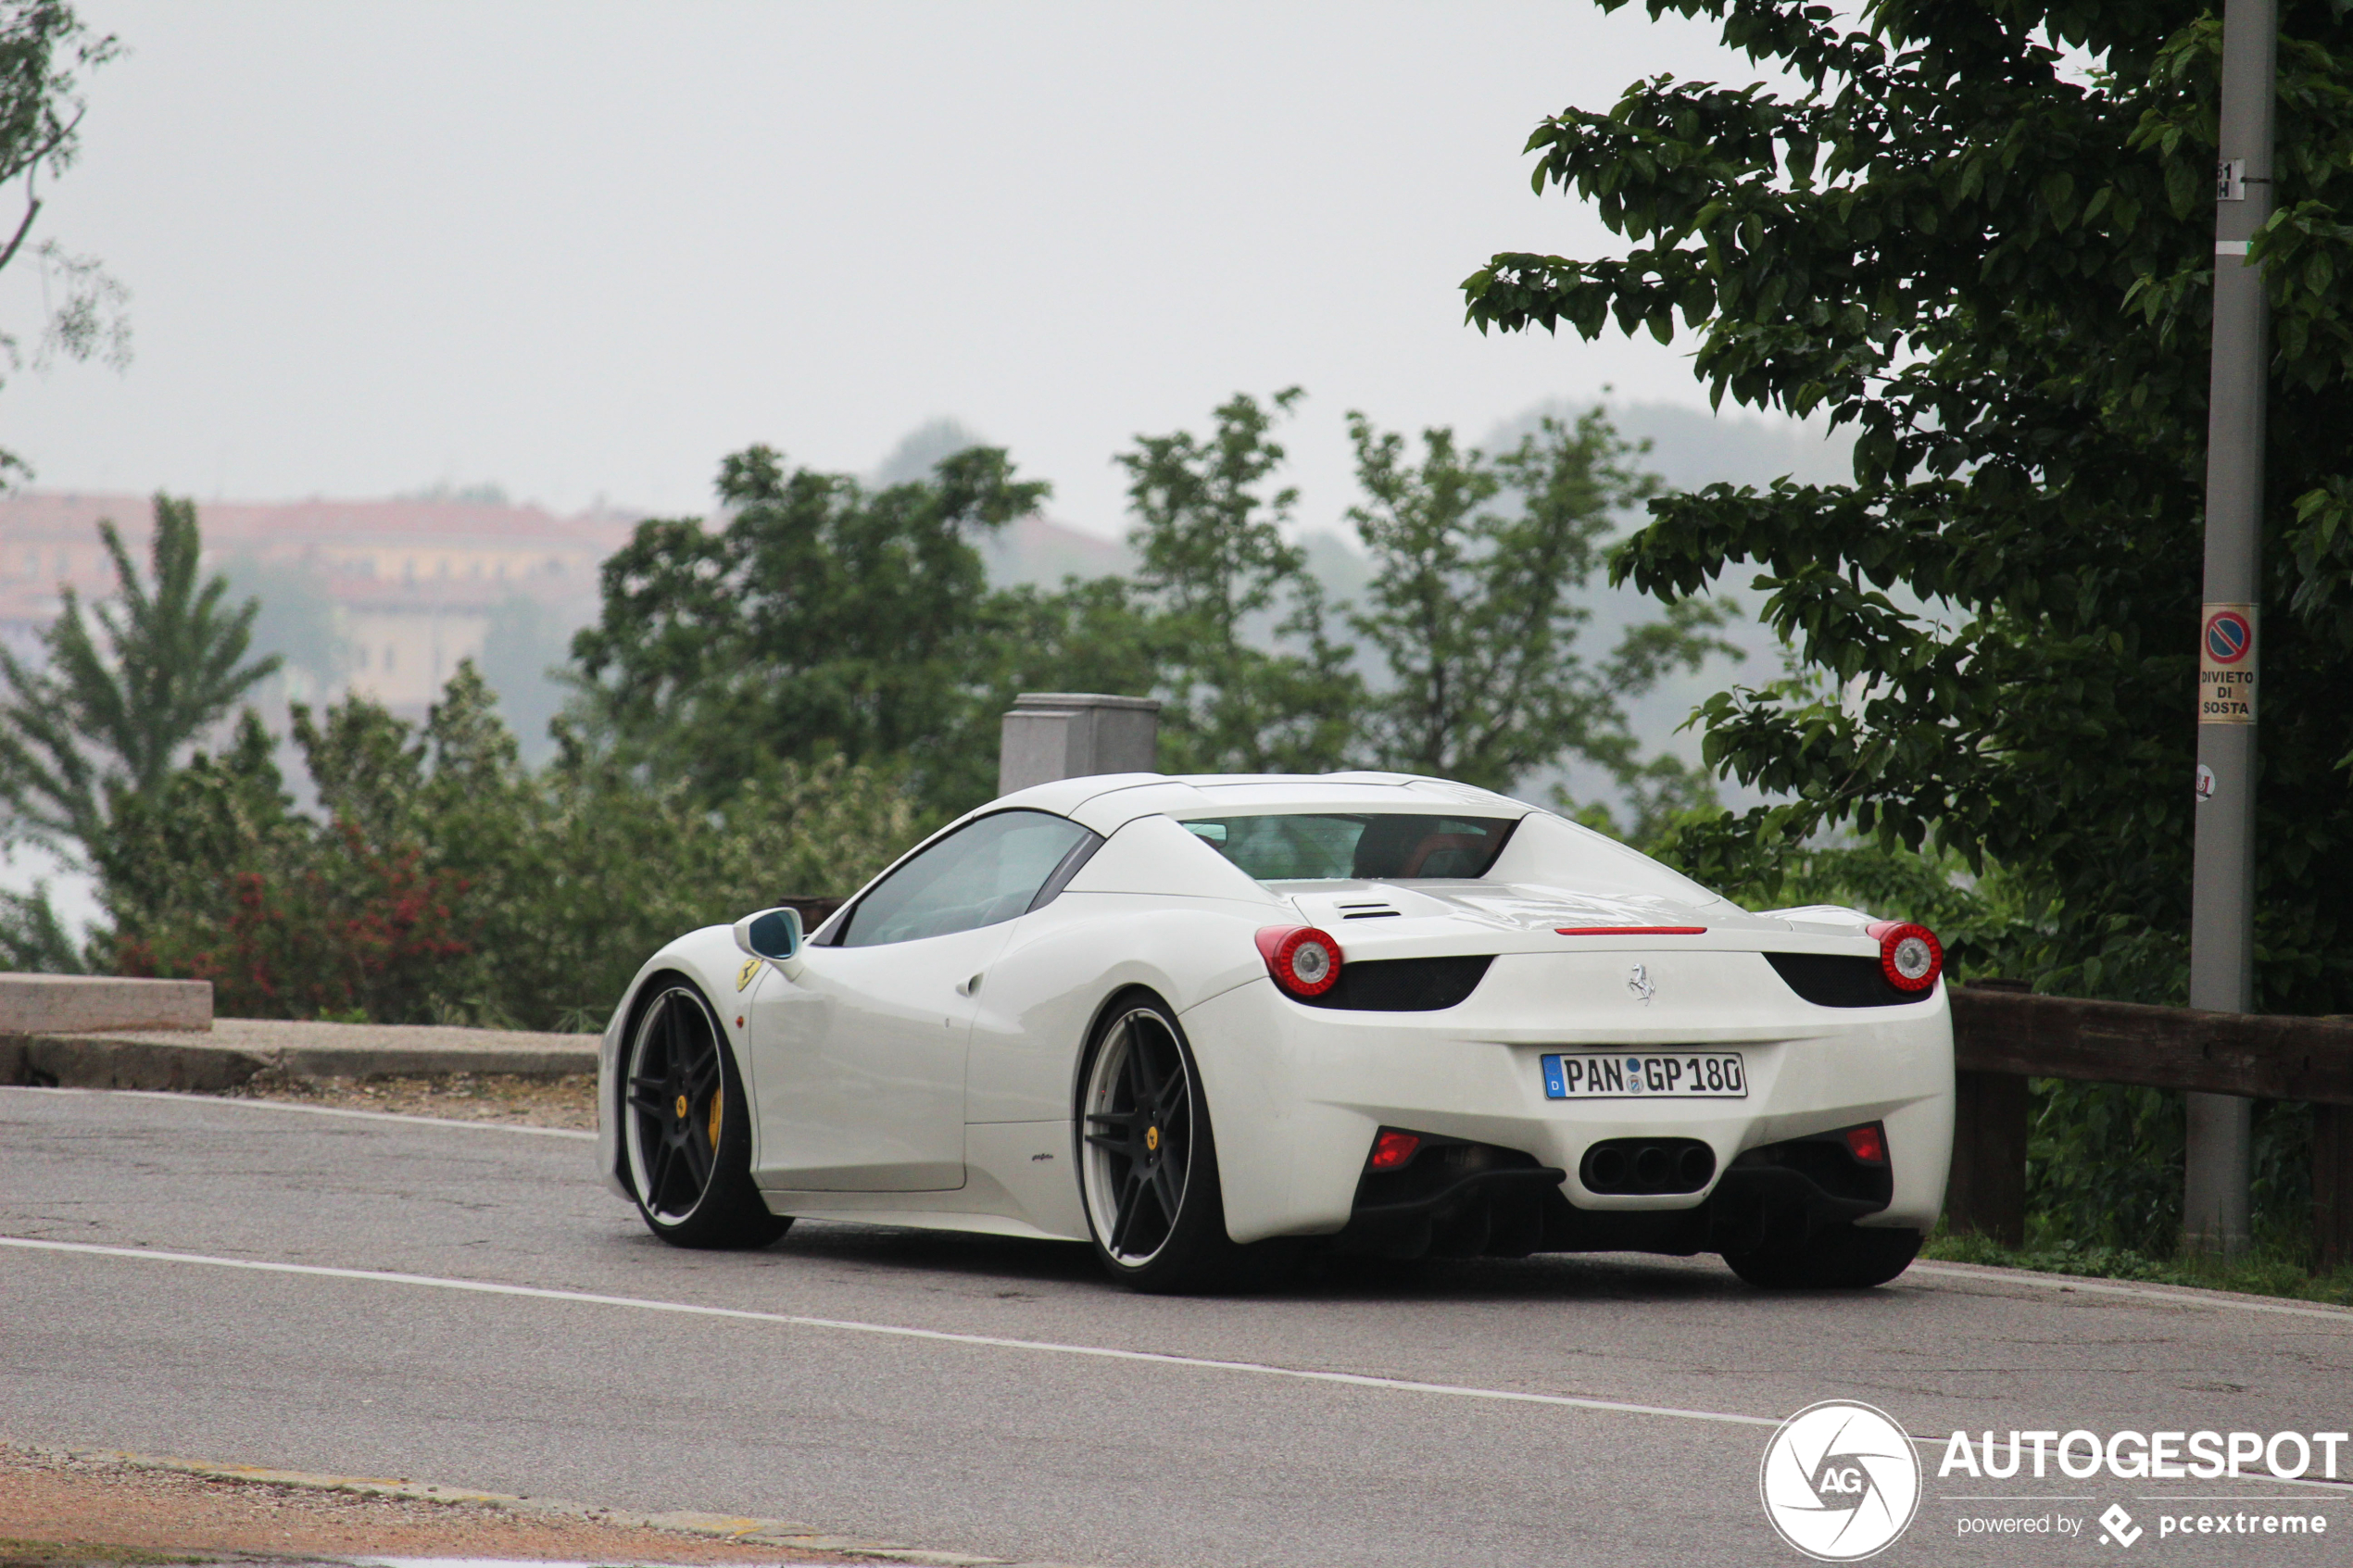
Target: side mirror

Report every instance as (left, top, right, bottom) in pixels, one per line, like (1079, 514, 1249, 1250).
(733, 906, 804, 962)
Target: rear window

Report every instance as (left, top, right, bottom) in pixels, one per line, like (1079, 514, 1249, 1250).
(1180, 813, 1516, 882)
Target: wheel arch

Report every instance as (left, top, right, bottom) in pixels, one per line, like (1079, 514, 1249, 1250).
(607, 960, 752, 1195)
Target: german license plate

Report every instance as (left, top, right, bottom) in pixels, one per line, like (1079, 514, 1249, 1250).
(1541, 1052, 1746, 1099)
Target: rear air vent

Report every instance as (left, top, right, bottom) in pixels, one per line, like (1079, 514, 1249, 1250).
(1292, 955, 1493, 1011)
(1340, 903, 1402, 920)
(1764, 952, 1931, 1008)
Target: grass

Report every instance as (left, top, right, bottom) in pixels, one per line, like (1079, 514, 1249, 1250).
(1922, 1227, 2353, 1307)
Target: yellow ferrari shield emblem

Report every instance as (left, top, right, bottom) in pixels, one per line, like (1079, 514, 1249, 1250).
(1146, 1125, 1160, 1152)
(736, 958, 761, 992)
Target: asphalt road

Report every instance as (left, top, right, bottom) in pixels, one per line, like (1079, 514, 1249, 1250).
(4, 1085, 2348, 1567)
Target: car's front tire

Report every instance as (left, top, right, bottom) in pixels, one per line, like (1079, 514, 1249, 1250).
(1722, 1223, 1921, 1289)
(1076, 995, 1239, 1293)
(622, 978, 790, 1250)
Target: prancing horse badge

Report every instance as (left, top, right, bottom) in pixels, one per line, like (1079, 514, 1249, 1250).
(1627, 962, 1655, 1005)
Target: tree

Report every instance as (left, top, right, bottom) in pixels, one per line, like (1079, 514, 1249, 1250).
(1346, 404, 1736, 797)
(0, 495, 280, 860)
(567, 443, 1049, 817)
(1, 1, 127, 483)
(1463, 1, 2353, 1014)
(1116, 390, 1363, 772)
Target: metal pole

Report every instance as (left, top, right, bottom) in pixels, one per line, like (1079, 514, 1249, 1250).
(2185, 0, 2277, 1256)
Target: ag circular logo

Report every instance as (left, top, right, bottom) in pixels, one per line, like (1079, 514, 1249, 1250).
(2205, 608, 2252, 664)
(1758, 1399, 1921, 1561)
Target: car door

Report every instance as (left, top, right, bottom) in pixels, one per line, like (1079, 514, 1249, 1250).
(747, 809, 1098, 1192)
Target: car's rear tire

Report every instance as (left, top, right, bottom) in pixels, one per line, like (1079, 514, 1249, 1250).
(622, 979, 790, 1250)
(1723, 1223, 1921, 1289)
(1076, 996, 1240, 1293)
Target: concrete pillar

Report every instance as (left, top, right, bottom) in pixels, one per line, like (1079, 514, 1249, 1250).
(999, 693, 1160, 795)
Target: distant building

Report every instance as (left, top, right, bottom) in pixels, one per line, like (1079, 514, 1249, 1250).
(0, 490, 636, 716)
(0, 488, 1126, 728)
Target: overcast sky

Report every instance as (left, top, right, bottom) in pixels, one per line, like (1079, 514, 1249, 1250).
(3, 1, 1784, 539)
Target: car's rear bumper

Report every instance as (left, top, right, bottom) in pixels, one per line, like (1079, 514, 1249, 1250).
(1329, 1126, 1902, 1261)
(1177, 952, 1953, 1248)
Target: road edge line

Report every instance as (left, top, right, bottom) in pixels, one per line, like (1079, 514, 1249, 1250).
(1910, 1260, 2353, 1323)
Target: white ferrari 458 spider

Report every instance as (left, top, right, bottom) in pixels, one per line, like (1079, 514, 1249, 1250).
(598, 772, 1954, 1291)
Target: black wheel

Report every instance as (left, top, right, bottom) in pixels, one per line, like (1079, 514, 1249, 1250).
(1076, 997, 1239, 1292)
(622, 980, 789, 1249)
(1724, 1223, 1921, 1289)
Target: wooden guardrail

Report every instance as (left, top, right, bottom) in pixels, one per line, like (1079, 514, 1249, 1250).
(1944, 984, 2353, 1266)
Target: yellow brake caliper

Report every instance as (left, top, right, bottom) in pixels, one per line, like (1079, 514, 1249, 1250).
(707, 1082, 724, 1149)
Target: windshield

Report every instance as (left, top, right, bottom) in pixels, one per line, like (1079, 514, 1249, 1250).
(1180, 813, 1516, 882)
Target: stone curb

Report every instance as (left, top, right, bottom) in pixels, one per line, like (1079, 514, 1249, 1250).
(0, 1016, 599, 1092)
(10, 1442, 1094, 1566)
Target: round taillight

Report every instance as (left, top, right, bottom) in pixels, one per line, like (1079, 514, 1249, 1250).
(1869, 921, 1943, 993)
(1255, 925, 1343, 997)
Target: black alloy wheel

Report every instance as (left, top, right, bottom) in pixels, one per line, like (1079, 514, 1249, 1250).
(1077, 997, 1239, 1291)
(623, 980, 789, 1249)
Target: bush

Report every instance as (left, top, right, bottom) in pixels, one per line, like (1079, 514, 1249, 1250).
(1667, 833, 2314, 1264)
(104, 665, 915, 1032)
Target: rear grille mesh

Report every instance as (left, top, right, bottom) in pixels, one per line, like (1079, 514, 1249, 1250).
(1764, 951, 1930, 1008)
(1295, 955, 1493, 1011)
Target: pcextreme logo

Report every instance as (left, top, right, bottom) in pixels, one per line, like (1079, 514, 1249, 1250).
(1760, 1400, 1923, 1562)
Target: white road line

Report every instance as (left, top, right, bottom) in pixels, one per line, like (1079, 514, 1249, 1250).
(0, 1235, 1774, 1430)
(0, 1084, 596, 1140)
(13, 1089, 2343, 1323)
(1909, 1261, 2353, 1325)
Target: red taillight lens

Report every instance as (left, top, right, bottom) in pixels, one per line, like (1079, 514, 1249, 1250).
(1255, 925, 1343, 997)
(1867, 920, 1943, 993)
(1368, 1129, 1421, 1170)
(1844, 1123, 1888, 1165)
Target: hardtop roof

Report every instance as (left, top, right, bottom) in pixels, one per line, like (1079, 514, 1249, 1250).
(987, 771, 1539, 836)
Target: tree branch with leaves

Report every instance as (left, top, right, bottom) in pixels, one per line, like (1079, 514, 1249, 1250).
(1346, 405, 1738, 809)
(1117, 389, 1364, 773)
(0, 1, 127, 483)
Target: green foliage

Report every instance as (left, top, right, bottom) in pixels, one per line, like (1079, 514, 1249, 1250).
(103, 709, 472, 1022)
(1346, 404, 1736, 793)
(568, 442, 1050, 818)
(0, 495, 280, 859)
(107, 665, 916, 1031)
(1116, 390, 1364, 773)
(0, 0, 124, 483)
(2020, 1082, 2313, 1258)
(0, 876, 77, 971)
(1464, 0, 2353, 1016)
(1924, 1224, 2353, 1307)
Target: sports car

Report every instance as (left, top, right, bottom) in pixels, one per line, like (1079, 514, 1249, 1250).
(598, 771, 1954, 1291)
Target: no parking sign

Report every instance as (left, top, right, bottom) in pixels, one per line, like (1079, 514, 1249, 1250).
(2199, 603, 2257, 723)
